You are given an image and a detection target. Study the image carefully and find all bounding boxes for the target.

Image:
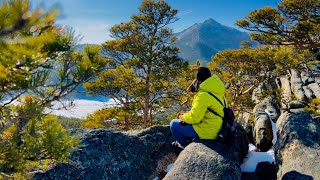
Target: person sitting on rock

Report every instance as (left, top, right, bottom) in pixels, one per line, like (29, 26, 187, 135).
(170, 67, 226, 152)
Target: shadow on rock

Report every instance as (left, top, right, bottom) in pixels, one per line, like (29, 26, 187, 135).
(282, 171, 314, 180)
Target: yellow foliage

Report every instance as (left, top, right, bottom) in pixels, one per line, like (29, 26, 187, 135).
(209, 46, 306, 118)
(82, 107, 142, 130)
(0, 114, 78, 175)
(304, 98, 320, 115)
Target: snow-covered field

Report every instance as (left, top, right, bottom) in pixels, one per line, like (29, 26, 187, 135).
(45, 99, 117, 119)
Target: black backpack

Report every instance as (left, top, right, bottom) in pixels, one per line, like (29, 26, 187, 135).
(206, 92, 236, 144)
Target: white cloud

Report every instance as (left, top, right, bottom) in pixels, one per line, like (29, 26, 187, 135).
(58, 19, 111, 44)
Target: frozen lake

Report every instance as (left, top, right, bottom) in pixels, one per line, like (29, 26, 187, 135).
(45, 98, 117, 119)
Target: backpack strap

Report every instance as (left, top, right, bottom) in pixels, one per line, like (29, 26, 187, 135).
(206, 92, 225, 118)
(207, 92, 226, 108)
(207, 108, 223, 118)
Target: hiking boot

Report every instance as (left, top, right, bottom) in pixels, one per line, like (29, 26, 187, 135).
(171, 141, 185, 156)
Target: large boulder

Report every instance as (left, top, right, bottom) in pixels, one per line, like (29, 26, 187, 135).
(164, 124, 249, 180)
(277, 76, 292, 103)
(34, 126, 176, 180)
(288, 100, 308, 109)
(252, 97, 278, 152)
(308, 82, 320, 98)
(290, 69, 307, 101)
(249, 70, 320, 178)
(253, 113, 273, 152)
(252, 97, 280, 123)
(164, 142, 241, 180)
(302, 86, 315, 101)
(274, 111, 320, 179)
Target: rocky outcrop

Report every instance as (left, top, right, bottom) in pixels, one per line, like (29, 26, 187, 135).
(165, 142, 241, 180)
(251, 69, 320, 152)
(252, 97, 279, 151)
(164, 124, 249, 180)
(253, 97, 280, 123)
(34, 123, 250, 180)
(34, 126, 176, 180)
(277, 69, 320, 107)
(290, 69, 307, 101)
(278, 76, 292, 103)
(275, 111, 320, 179)
(253, 113, 273, 152)
(33, 69, 320, 179)
(250, 69, 320, 178)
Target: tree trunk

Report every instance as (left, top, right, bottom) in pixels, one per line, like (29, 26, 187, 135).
(149, 108, 153, 127)
(124, 94, 130, 131)
(143, 64, 151, 128)
(143, 101, 149, 128)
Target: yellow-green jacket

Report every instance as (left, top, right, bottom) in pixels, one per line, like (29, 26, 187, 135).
(182, 75, 226, 139)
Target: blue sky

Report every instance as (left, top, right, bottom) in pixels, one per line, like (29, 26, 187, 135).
(31, 0, 279, 44)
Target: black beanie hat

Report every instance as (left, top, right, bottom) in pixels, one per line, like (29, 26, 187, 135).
(196, 67, 211, 82)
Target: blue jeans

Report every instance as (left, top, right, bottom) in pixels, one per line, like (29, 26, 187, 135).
(170, 119, 199, 147)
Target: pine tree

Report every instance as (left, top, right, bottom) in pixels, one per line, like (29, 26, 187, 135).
(0, 0, 108, 177)
(84, 65, 142, 130)
(236, 0, 320, 49)
(86, 0, 186, 128)
(208, 46, 305, 119)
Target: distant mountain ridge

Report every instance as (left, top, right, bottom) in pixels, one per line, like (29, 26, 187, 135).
(75, 44, 97, 52)
(76, 18, 255, 65)
(174, 18, 256, 65)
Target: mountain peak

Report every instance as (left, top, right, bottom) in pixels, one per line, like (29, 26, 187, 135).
(202, 18, 220, 25)
(175, 19, 255, 65)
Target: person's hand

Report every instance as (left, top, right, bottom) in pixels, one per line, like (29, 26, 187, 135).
(178, 114, 187, 125)
(179, 119, 185, 123)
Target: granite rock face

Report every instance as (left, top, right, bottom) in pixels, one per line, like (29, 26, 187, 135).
(290, 69, 307, 101)
(252, 97, 278, 152)
(250, 69, 320, 178)
(164, 124, 249, 180)
(277, 69, 320, 108)
(34, 126, 176, 180)
(252, 97, 280, 123)
(164, 142, 241, 180)
(253, 113, 273, 152)
(275, 111, 320, 180)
